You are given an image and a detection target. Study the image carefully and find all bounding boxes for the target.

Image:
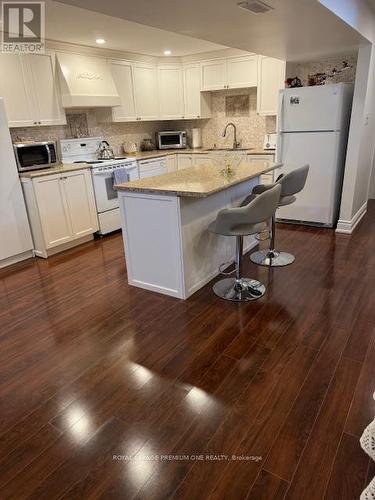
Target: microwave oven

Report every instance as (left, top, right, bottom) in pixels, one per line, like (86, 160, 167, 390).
(156, 131, 187, 150)
(13, 141, 59, 172)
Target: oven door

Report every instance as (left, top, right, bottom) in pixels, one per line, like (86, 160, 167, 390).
(92, 170, 119, 213)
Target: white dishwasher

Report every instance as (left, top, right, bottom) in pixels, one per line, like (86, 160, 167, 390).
(138, 157, 167, 179)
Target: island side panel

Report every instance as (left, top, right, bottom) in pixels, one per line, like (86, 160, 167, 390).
(180, 177, 259, 298)
(118, 191, 185, 299)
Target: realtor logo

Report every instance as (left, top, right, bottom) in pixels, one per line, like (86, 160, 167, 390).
(1, 1, 45, 53)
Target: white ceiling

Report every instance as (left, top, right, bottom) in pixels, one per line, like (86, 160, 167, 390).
(54, 0, 366, 61)
(43, 0, 226, 56)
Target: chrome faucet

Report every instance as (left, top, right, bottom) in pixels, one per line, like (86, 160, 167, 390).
(222, 122, 240, 149)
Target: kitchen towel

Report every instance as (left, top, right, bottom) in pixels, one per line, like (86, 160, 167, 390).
(113, 167, 129, 185)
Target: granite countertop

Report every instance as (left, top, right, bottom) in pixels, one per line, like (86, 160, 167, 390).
(124, 148, 275, 160)
(115, 160, 281, 198)
(19, 163, 90, 178)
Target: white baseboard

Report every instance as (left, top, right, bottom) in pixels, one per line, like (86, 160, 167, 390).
(0, 250, 34, 269)
(336, 202, 367, 234)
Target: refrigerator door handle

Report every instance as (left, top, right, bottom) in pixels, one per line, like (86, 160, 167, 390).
(277, 91, 284, 135)
(276, 132, 283, 164)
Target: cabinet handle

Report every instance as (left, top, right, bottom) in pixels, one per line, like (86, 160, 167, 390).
(33, 121, 37, 125)
(197, 115, 200, 118)
(38, 121, 41, 125)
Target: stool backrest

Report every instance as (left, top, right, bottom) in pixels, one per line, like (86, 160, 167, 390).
(276, 164, 309, 197)
(215, 184, 281, 233)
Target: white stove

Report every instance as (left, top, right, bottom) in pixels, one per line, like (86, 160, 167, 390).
(60, 137, 139, 235)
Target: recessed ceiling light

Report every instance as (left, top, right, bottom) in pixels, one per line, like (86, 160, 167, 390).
(164, 50, 172, 56)
(96, 38, 106, 45)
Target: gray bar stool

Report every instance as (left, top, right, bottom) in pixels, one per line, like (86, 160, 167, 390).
(249, 164, 309, 267)
(208, 184, 281, 302)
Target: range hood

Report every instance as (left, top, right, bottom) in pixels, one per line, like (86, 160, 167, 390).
(56, 53, 120, 108)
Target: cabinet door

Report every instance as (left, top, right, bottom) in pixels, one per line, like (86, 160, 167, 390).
(193, 155, 213, 167)
(110, 61, 137, 122)
(247, 154, 275, 184)
(158, 65, 184, 119)
(201, 59, 227, 91)
(26, 53, 66, 126)
(226, 55, 258, 89)
(133, 63, 159, 120)
(63, 170, 98, 238)
(257, 56, 286, 116)
(177, 155, 193, 170)
(33, 175, 72, 248)
(166, 155, 177, 172)
(0, 54, 34, 127)
(183, 64, 205, 119)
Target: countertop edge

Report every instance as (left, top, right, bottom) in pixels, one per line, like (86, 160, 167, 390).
(116, 164, 280, 198)
(19, 163, 90, 178)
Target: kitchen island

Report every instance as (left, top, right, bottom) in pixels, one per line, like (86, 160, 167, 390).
(116, 160, 281, 299)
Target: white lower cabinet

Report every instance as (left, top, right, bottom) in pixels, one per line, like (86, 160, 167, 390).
(247, 154, 275, 184)
(21, 169, 98, 258)
(193, 155, 213, 167)
(166, 155, 177, 172)
(177, 154, 194, 170)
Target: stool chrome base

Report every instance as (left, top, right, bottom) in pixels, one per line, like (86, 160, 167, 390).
(213, 277, 266, 302)
(250, 249, 295, 267)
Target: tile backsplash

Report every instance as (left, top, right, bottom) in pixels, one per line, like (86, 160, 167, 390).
(10, 87, 275, 154)
(171, 87, 276, 150)
(286, 54, 357, 87)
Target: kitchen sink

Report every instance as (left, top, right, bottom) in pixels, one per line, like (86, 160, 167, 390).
(205, 148, 253, 151)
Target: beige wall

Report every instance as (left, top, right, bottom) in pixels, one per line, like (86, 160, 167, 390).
(10, 87, 274, 154)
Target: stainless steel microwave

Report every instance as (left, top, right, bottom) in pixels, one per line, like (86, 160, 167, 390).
(156, 131, 187, 150)
(13, 141, 58, 172)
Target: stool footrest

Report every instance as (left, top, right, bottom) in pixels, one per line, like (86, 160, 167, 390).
(250, 249, 295, 267)
(213, 277, 265, 302)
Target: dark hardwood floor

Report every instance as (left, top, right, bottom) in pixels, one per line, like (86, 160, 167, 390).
(1, 202, 374, 499)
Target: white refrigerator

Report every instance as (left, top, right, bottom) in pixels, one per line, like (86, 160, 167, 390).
(0, 98, 33, 268)
(276, 83, 353, 227)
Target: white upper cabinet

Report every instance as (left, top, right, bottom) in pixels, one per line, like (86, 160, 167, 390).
(0, 52, 66, 127)
(0, 54, 34, 127)
(201, 59, 227, 91)
(201, 55, 258, 91)
(158, 65, 184, 119)
(227, 55, 257, 89)
(133, 63, 159, 120)
(110, 61, 137, 122)
(26, 53, 66, 126)
(257, 56, 286, 116)
(183, 64, 211, 119)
